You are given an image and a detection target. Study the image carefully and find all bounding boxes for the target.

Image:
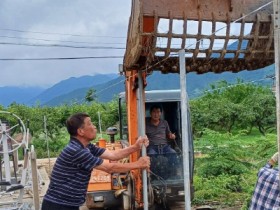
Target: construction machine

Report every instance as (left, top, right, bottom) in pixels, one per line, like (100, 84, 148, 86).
(86, 0, 276, 209)
(118, 90, 194, 209)
(86, 90, 194, 210)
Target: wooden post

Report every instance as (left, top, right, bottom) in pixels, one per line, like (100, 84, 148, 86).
(30, 145, 40, 210)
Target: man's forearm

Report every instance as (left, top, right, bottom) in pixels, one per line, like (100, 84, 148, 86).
(110, 145, 139, 160)
(96, 161, 141, 174)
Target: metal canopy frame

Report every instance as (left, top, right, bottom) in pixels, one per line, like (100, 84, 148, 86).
(124, 0, 274, 74)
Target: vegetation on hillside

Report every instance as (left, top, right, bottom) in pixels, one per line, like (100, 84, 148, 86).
(193, 129, 277, 209)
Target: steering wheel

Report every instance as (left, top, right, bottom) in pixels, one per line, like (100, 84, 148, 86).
(0, 111, 27, 154)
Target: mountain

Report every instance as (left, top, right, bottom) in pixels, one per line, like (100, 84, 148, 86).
(185, 64, 274, 97)
(28, 73, 118, 105)
(0, 64, 275, 107)
(44, 64, 275, 106)
(0, 87, 45, 107)
(145, 65, 274, 98)
(45, 76, 125, 106)
(0, 73, 118, 107)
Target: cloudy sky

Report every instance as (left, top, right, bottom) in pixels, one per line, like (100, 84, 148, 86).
(0, 0, 131, 88)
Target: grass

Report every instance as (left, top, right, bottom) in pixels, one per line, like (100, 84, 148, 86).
(193, 128, 278, 209)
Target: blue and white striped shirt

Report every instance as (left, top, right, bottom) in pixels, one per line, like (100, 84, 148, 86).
(44, 138, 105, 207)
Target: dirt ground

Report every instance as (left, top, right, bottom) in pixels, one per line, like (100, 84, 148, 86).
(36, 158, 56, 176)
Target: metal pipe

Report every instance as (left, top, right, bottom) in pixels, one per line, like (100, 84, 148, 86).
(44, 116, 51, 175)
(179, 49, 191, 210)
(98, 111, 103, 138)
(137, 71, 148, 210)
(273, 0, 280, 187)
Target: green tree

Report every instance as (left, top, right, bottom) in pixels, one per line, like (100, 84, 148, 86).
(85, 88, 97, 102)
(240, 91, 276, 135)
(190, 80, 276, 136)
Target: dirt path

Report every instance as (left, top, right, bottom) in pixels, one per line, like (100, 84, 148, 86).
(36, 158, 56, 176)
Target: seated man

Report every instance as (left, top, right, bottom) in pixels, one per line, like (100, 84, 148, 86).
(146, 105, 181, 179)
(146, 104, 176, 155)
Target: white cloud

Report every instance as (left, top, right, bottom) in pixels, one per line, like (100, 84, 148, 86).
(0, 0, 130, 87)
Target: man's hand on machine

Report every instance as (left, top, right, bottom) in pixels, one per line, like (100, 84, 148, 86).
(137, 156, 150, 171)
(134, 135, 149, 150)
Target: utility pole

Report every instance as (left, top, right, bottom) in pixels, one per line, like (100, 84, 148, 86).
(266, 74, 276, 93)
(273, 0, 280, 185)
(179, 49, 191, 210)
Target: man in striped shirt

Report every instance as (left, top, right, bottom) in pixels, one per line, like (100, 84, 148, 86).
(42, 112, 150, 210)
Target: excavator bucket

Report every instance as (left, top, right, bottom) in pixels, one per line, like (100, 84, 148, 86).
(123, 0, 274, 74)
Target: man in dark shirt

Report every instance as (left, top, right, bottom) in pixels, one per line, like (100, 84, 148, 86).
(42, 112, 150, 210)
(145, 105, 180, 179)
(146, 104, 176, 155)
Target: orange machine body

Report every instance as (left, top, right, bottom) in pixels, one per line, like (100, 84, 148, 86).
(86, 139, 128, 209)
